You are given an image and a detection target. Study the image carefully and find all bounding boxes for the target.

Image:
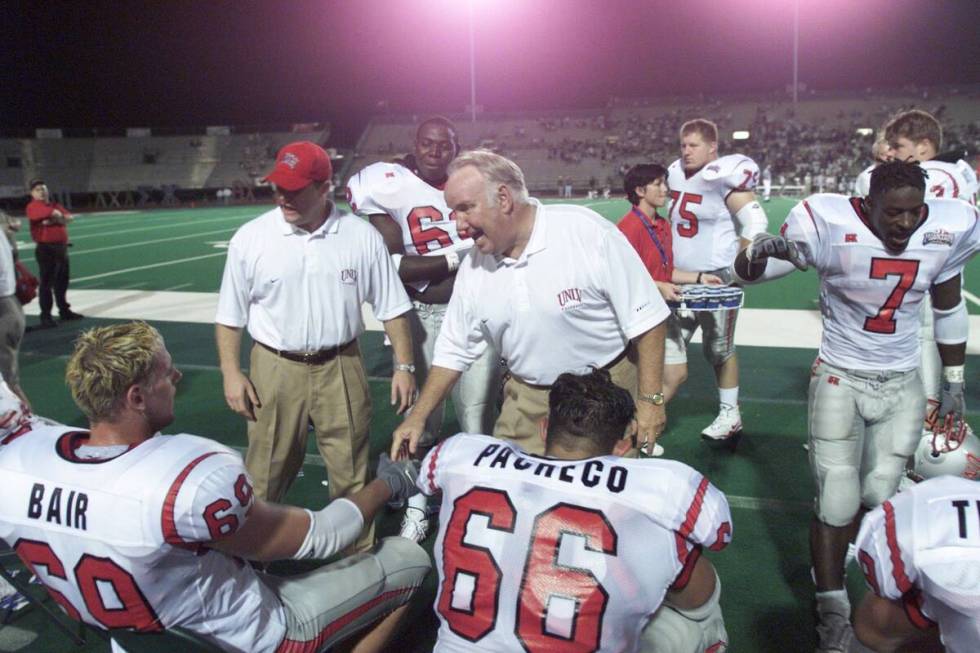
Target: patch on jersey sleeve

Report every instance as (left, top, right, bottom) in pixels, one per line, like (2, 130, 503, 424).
(162, 452, 253, 546)
(921, 228, 954, 247)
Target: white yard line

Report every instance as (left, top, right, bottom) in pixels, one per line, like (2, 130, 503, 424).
(23, 293, 980, 354)
(65, 212, 251, 241)
(963, 288, 980, 308)
(68, 252, 228, 283)
(69, 226, 238, 256)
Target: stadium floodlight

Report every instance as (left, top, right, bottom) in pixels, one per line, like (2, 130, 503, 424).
(855, 128, 874, 136)
(732, 131, 750, 141)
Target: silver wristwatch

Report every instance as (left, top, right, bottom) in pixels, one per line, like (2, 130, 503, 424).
(394, 363, 416, 373)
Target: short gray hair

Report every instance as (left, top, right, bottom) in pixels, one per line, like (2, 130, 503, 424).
(448, 149, 529, 204)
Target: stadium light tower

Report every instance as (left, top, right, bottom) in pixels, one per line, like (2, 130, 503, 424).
(792, 0, 799, 105)
(469, 0, 477, 122)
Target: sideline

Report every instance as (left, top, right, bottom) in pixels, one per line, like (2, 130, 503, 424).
(23, 289, 980, 353)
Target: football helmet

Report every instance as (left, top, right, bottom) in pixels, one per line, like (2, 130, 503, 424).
(911, 414, 980, 482)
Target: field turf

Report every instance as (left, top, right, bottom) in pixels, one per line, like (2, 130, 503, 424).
(2, 196, 978, 651)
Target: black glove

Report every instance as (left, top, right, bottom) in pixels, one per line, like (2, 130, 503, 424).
(746, 233, 809, 271)
(376, 453, 420, 502)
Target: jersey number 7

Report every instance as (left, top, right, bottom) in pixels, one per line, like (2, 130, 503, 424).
(438, 487, 616, 652)
(863, 258, 920, 334)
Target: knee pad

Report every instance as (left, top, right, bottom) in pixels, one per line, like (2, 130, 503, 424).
(639, 573, 728, 653)
(373, 536, 432, 592)
(701, 313, 736, 367)
(815, 464, 861, 527)
(861, 468, 904, 509)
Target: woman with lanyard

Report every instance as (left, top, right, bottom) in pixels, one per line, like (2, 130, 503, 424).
(617, 163, 723, 455)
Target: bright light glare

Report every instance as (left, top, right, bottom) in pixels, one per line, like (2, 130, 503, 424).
(732, 131, 750, 141)
(855, 127, 873, 136)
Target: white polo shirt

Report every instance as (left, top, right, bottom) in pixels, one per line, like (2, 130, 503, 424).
(433, 200, 670, 385)
(216, 205, 411, 351)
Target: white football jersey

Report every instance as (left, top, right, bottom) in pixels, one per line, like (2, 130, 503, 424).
(0, 426, 286, 652)
(667, 154, 760, 271)
(782, 194, 980, 371)
(853, 160, 977, 203)
(922, 159, 979, 205)
(347, 161, 473, 291)
(855, 476, 980, 653)
(853, 164, 876, 197)
(418, 433, 732, 653)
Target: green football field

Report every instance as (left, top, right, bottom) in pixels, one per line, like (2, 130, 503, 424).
(3, 197, 978, 652)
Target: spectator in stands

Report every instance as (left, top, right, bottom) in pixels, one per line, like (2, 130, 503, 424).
(25, 179, 83, 328)
(216, 142, 416, 554)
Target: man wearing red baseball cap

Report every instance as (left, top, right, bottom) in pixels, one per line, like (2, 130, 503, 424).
(216, 141, 417, 553)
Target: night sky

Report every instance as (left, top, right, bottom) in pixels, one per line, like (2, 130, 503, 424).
(3, 0, 979, 146)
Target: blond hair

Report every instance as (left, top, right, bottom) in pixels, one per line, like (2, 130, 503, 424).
(680, 118, 718, 144)
(66, 321, 164, 422)
(883, 110, 942, 152)
(448, 149, 529, 204)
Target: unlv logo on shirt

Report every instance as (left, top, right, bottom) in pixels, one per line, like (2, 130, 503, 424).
(340, 269, 358, 284)
(557, 287, 582, 311)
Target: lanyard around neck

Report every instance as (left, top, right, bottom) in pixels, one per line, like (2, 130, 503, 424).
(632, 208, 668, 269)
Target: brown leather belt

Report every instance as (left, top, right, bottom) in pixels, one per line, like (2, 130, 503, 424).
(508, 347, 629, 391)
(256, 339, 354, 365)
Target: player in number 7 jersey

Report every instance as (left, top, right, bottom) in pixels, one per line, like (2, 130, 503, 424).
(732, 160, 980, 653)
(419, 369, 732, 652)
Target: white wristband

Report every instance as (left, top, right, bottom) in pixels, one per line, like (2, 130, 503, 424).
(943, 365, 965, 384)
(445, 249, 460, 272)
(391, 253, 403, 271)
(292, 499, 364, 560)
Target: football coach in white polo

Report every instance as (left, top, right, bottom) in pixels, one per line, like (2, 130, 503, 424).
(392, 150, 671, 457)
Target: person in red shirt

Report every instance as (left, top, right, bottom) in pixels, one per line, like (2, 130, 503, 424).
(25, 179, 83, 328)
(617, 164, 721, 411)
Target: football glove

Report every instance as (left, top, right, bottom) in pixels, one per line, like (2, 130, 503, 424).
(938, 380, 965, 420)
(746, 233, 809, 271)
(376, 453, 421, 502)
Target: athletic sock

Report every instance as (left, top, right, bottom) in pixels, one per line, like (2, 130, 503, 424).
(815, 589, 851, 618)
(719, 386, 739, 408)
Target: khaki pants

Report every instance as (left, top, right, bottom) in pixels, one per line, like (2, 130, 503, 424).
(0, 295, 24, 387)
(493, 350, 639, 455)
(246, 341, 374, 553)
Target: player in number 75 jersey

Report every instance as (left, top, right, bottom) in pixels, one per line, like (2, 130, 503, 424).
(418, 369, 732, 653)
(732, 160, 979, 653)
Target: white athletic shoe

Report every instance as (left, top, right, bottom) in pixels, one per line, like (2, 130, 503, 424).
(399, 506, 430, 544)
(701, 404, 742, 442)
(638, 441, 665, 457)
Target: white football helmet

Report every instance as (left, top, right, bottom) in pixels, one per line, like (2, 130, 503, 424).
(911, 414, 980, 482)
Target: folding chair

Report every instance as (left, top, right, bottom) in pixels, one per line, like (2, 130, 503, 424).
(0, 545, 86, 646)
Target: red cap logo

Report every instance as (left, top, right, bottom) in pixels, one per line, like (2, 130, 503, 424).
(264, 141, 333, 191)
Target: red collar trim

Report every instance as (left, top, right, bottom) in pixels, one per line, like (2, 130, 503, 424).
(55, 431, 139, 464)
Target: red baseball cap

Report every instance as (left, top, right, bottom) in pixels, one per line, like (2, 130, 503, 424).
(264, 141, 333, 191)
